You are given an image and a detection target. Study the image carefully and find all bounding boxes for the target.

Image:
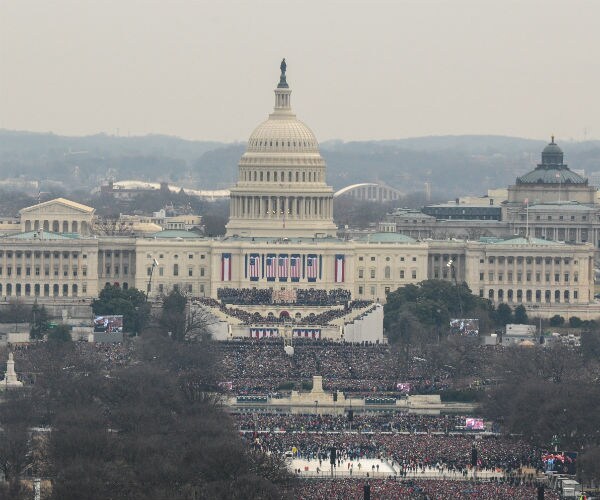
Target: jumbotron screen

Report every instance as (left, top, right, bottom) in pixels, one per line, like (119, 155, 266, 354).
(465, 418, 484, 430)
(94, 315, 124, 333)
(450, 318, 480, 336)
(542, 451, 577, 475)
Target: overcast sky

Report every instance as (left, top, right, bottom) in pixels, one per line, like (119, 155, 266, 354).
(1, 0, 599, 143)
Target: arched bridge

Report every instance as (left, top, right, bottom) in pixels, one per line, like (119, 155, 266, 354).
(334, 183, 403, 202)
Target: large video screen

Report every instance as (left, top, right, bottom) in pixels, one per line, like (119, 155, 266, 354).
(450, 318, 480, 336)
(542, 451, 577, 475)
(94, 315, 124, 333)
(465, 418, 484, 430)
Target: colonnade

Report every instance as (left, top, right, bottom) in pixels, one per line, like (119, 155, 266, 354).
(230, 195, 333, 220)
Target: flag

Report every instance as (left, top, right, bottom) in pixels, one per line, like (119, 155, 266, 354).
(221, 253, 232, 281)
(278, 254, 288, 281)
(335, 254, 345, 283)
(307, 254, 318, 281)
(249, 254, 260, 281)
(266, 254, 276, 281)
(290, 254, 301, 281)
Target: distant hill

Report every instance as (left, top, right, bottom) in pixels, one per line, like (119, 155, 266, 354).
(1, 130, 600, 198)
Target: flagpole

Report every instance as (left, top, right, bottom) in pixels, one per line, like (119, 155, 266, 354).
(526, 199, 529, 239)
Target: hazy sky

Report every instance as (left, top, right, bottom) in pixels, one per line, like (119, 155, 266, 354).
(1, 0, 599, 143)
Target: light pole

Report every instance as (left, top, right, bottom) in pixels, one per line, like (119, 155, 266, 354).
(446, 259, 463, 317)
(146, 258, 159, 302)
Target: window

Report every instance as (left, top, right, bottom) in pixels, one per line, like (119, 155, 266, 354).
(173, 264, 179, 276)
(82, 284, 87, 294)
(517, 272, 522, 282)
(147, 267, 152, 276)
(564, 273, 569, 282)
(400, 270, 405, 279)
(26, 267, 31, 276)
(200, 267, 205, 277)
(370, 256, 376, 261)
(536, 273, 540, 282)
(358, 286, 363, 295)
(545, 273, 550, 282)
(370, 286, 376, 296)
(370, 269, 376, 279)
(16, 267, 21, 276)
(412, 256, 416, 262)
(400, 257, 405, 262)
(384, 266, 391, 279)
(555, 273, 560, 282)
(411, 270, 417, 279)
(358, 269, 364, 278)
(189, 254, 193, 259)
(188, 268, 193, 277)
(385, 286, 391, 294)
(82, 267, 87, 277)
(507, 272, 513, 281)
(159, 267, 164, 276)
(526, 272, 531, 282)
(498, 273, 503, 281)
(488, 272, 494, 281)
(479, 272, 484, 281)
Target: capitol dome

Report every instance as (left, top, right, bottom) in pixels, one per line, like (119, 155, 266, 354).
(246, 118, 319, 153)
(225, 59, 338, 239)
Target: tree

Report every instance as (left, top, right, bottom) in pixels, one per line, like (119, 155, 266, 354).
(30, 301, 50, 340)
(513, 304, 528, 324)
(47, 324, 72, 343)
(160, 289, 212, 341)
(569, 316, 583, 328)
(384, 279, 492, 345)
(92, 284, 150, 334)
(549, 315, 565, 327)
(494, 303, 513, 326)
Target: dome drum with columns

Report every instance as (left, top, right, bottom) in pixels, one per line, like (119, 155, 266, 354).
(226, 60, 338, 238)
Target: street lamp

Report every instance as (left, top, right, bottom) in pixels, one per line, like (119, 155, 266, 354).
(146, 258, 159, 302)
(446, 259, 464, 317)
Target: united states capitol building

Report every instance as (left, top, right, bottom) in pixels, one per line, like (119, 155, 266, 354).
(0, 62, 596, 331)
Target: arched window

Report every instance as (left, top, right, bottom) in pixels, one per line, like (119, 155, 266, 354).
(267, 171, 270, 181)
(53, 284, 59, 296)
(507, 289, 513, 302)
(6, 284, 12, 296)
(488, 289, 494, 299)
(72, 221, 78, 233)
(43, 220, 49, 231)
(16, 284, 21, 296)
(72, 284, 78, 296)
(498, 289, 504, 301)
(384, 266, 391, 279)
(34, 220, 40, 231)
(62, 221, 69, 232)
(25, 284, 31, 296)
(545, 290, 551, 303)
(564, 290, 570, 302)
(123, 282, 129, 290)
(52, 220, 59, 232)
(555, 290, 560, 302)
(44, 284, 49, 297)
(25, 220, 31, 232)
(526, 290, 532, 302)
(288, 171, 292, 181)
(34, 284, 40, 296)
(535, 290, 541, 302)
(274, 171, 277, 181)
(516, 289, 522, 302)
(62, 284, 68, 296)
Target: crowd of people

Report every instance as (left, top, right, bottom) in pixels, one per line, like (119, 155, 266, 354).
(197, 296, 374, 326)
(216, 287, 353, 306)
(293, 479, 559, 500)
(244, 432, 545, 473)
(218, 339, 453, 395)
(233, 412, 468, 433)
